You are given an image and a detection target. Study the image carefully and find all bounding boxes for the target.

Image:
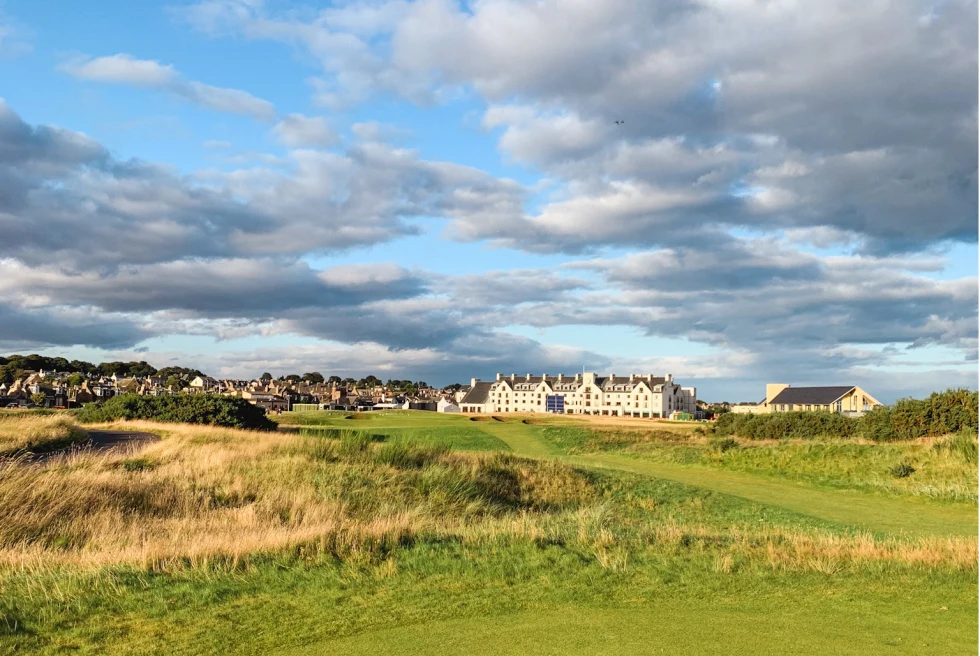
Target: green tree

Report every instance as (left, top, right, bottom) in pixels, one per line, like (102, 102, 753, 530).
(30, 392, 47, 407)
(302, 372, 324, 384)
(260, 372, 273, 382)
(328, 376, 342, 384)
(167, 375, 189, 391)
(66, 373, 85, 388)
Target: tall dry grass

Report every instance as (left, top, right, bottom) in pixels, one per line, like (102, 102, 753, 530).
(0, 420, 973, 577)
(0, 413, 88, 456)
(0, 422, 593, 571)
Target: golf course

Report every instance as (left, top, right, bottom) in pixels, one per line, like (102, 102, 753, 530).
(0, 410, 976, 655)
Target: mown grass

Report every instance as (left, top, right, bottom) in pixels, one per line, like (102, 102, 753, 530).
(293, 425, 510, 452)
(538, 425, 980, 503)
(0, 412, 88, 457)
(0, 418, 976, 654)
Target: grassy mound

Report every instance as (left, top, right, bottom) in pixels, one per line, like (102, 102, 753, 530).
(0, 413, 88, 457)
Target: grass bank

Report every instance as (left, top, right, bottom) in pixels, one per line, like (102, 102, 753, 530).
(0, 412, 88, 457)
(537, 425, 980, 503)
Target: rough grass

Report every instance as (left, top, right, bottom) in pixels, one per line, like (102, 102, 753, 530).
(541, 426, 980, 503)
(0, 421, 590, 571)
(0, 413, 88, 456)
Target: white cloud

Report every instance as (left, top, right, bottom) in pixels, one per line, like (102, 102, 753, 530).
(272, 113, 337, 147)
(61, 53, 276, 121)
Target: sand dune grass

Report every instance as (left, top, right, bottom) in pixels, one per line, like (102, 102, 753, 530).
(0, 412, 88, 456)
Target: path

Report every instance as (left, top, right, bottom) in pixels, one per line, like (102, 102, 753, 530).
(24, 429, 160, 463)
(474, 421, 977, 537)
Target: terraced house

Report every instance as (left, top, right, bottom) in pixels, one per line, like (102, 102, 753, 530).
(459, 372, 697, 418)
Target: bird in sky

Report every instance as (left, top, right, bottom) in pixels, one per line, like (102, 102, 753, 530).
(614, 120, 625, 124)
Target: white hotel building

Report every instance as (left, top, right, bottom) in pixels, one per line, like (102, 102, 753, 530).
(459, 372, 697, 418)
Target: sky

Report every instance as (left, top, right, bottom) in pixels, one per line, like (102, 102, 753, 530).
(0, 0, 976, 402)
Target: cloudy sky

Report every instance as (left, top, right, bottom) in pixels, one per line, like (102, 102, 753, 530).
(0, 0, 976, 401)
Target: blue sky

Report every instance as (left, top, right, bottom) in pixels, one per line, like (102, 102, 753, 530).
(0, 0, 976, 402)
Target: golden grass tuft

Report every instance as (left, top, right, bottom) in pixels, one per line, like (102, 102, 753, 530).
(0, 413, 88, 455)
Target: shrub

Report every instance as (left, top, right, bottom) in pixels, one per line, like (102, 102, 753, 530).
(711, 437, 738, 453)
(714, 411, 857, 440)
(860, 389, 979, 442)
(76, 394, 276, 431)
(888, 462, 916, 478)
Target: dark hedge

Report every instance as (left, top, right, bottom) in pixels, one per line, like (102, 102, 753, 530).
(76, 394, 276, 431)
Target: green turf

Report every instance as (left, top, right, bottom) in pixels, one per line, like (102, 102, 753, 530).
(280, 597, 974, 656)
(293, 425, 510, 451)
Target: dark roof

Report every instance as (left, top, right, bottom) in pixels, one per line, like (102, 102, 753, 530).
(460, 381, 493, 405)
(769, 386, 855, 405)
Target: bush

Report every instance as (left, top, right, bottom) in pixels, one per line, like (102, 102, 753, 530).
(710, 437, 739, 453)
(888, 462, 916, 478)
(860, 389, 978, 442)
(714, 411, 857, 440)
(76, 394, 276, 431)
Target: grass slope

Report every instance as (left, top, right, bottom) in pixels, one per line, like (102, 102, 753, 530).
(462, 419, 977, 537)
(0, 412, 88, 456)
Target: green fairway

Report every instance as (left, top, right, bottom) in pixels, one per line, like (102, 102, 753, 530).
(569, 453, 978, 537)
(281, 596, 974, 656)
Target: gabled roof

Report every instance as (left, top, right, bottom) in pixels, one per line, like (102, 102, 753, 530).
(769, 386, 855, 405)
(460, 381, 493, 405)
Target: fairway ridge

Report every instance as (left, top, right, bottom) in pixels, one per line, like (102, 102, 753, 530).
(470, 420, 977, 537)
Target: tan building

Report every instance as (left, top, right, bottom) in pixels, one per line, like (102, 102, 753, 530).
(732, 384, 882, 416)
(459, 372, 697, 418)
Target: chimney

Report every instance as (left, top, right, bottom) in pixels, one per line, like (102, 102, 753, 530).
(766, 384, 790, 405)
(510, 373, 516, 382)
(471, 378, 478, 387)
(575, 373, 581, 382)
(526, 373, 531, 381)
(629, 374, 635, 382)
(610, 373, 615, 380)
(558, 374, 563, 382)
(496, 373, 502, 381)
(665, 373, 673, 383)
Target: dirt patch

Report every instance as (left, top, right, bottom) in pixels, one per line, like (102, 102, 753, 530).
(521, 419, 543, 425)
(344, 414, 374, 421)
(469, 416, 493, 422)
(491, 416, 507, 422)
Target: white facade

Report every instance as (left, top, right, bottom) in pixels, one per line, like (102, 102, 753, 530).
(460, 372, 697, 418)
(437, 398, 461, 413)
